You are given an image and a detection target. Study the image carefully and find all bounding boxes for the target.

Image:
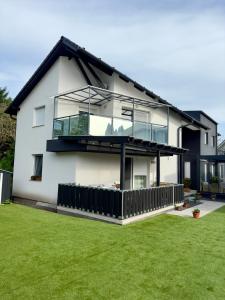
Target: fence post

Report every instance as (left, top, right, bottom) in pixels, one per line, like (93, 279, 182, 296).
(0, 173, 3, 204)
(173, 185, 175, 206)
(121, 191, 124, 220)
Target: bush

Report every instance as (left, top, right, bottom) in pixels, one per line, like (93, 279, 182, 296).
(3, 199, 11, 204)
(210, 176, 219, 184)
(0, 140, 14, 172)
(184, 178, 191, 188)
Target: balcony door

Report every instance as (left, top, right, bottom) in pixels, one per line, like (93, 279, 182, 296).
(125, 157, 133, 190)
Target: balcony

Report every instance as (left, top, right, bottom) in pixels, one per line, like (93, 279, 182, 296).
(53, 113, 168, 144)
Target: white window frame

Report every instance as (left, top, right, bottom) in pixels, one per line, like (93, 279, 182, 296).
(33, 105, 45, 127)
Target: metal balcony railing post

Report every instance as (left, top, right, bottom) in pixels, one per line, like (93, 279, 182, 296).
(52, 97, 56, 138)
(111, 116, 114, 135)
(68, 116, 71, 135)
(150, 123, 153, 141)
(88, 87, 90, 135)
(132, 98, 135, 137)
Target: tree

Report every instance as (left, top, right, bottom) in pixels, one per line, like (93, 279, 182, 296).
(0, 87, 12, 105)
(0, 87, 16, 171)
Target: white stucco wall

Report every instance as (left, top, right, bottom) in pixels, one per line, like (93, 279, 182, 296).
(13, 57, 81, 203)
(75, 153, 120, 186)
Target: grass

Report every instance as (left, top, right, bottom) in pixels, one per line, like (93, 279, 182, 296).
(0, 204, 225, 300)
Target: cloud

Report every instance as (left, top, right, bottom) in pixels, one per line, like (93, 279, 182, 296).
(0, 0, 225, 136)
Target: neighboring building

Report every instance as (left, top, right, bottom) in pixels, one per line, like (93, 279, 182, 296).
(182, 110, 224, 191)
(217, 140, 225, 182)
(218, 140, 225, 155)
(6, 37, 207, 213)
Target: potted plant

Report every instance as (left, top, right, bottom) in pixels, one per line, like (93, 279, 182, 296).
(193, 208, 200, 219)
(210, 176, 219, 194)
(183, 178, 191, 193)
(196, 192, 201, 200)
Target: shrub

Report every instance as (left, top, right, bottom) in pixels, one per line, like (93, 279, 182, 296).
(3, 199, 11, 204)
(211, 176, 219, 184)
(184, 178, 191, 188)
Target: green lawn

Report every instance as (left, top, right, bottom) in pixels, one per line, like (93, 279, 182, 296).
(0, 204, 225, 300)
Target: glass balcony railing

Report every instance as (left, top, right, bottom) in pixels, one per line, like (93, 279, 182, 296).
(53, 113, 168, 144)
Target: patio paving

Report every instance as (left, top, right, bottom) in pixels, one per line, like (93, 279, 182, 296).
(166, 200, 225, 218)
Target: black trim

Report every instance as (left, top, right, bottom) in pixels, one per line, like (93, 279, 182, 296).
(81, 59, 105, 88)
(200, 155, 225, 162)
(184, 110, 217, 125)
(75, 58, 92, 85)
(156, 150, 160, 186)
(47, 135, 187, 156)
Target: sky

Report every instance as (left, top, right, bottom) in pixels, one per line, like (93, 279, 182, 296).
(1, 0, 225, 139)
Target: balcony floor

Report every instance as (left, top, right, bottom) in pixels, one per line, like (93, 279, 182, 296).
(47, 135, 187, 157)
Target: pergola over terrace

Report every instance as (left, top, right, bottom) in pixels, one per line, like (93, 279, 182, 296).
(54, 85, 171, 110)
(53, 85, 171, 145)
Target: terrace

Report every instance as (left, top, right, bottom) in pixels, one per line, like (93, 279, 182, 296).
(46, 86, 187, 223)
(52, 85, 169, 144)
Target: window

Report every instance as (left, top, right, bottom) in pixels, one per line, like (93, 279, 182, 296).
(184, 162, 191, 179)
(204, 132, 208, 145)
(31, 155, 43, 180)
(204, 163, 207, 182)
(220, 165, 224, 179)
(211, 136, 216, 147)
(200, 161, 208, 182)
(134, 110, 149, 123)
(210, 164, 215, 177)
(134, 175, 147, 189)
(33, 106, 45, 127)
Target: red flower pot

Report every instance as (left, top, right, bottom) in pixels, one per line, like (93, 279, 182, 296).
(193, 211, 200, 219)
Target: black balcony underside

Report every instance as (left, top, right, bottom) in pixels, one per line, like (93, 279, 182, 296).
(201, 155, 225, 163)
(47, 135, 187, 156)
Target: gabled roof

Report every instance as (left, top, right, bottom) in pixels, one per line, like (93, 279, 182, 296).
(184, 110, 217, 125)
(5, 36, 208, 130)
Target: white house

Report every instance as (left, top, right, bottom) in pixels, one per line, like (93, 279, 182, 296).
(6, 37, 207, 217)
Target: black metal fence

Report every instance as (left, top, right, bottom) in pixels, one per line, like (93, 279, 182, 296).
(58, 184, 184, 220)
(0, 170, 13, 203)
